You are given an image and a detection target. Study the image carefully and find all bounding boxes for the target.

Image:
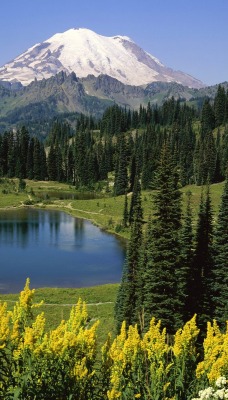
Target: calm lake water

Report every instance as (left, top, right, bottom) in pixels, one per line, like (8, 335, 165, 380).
(0, 208, 126, 294)
(35, 191, 100, 200)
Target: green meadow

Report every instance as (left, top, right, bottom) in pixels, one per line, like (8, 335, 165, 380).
(0, 177, 225, 344)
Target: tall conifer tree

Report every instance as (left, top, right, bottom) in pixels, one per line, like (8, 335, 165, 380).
(180, 191, 194, 321)
(128, 166, 142, 225)
(115, 174, 143, 332)
(214, 84, 226, 127)
(190, 186, 214, 331)
(143, 144, 183, 333)
(114, 133, 128, 196)
(122, 193, 129, 228)
(213, 178, 228, 328)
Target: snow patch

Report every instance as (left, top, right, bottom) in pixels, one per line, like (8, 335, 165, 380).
(0, 28, 204, 88)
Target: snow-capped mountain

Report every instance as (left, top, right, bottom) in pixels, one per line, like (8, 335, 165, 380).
(0, 28, 204, 88)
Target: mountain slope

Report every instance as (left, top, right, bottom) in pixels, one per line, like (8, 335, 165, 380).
(0, 28, 204, 88)
(0, 72, 113, 132)
(1, 70, 227, 136)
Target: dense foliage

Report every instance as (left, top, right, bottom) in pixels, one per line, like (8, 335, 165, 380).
(0, 84, 227, 398)
(115, 151, 228, 336)
(0, 281, 227, 399)
(0, 85, 228, 190)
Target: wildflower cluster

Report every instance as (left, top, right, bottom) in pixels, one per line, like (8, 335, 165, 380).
(196, 321, 228, 383)
(0, 280, 227, 399)
(102, 316, 200, 399)
(0, 280, 99, 400)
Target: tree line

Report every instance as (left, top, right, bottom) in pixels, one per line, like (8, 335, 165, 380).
(0, 84, 227, 190)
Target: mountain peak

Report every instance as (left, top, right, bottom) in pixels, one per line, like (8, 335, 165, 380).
(0, 28, 204, 88)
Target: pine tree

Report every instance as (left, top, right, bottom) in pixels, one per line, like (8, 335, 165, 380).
(129, 153, 137, 193)
(32, 138, 47, 181)
(180, 191, 194, 321)
(141, 126, 159, 189)
(7, 132, 17, 178)
(114, 133, 128, 196)
(47, 145, 57, 181)
(204, 131, 217, 183)
(221, 126, 228, 176)
(74, 131, 87, 188)
(128, 167, 143, 225)
(66, 145, 75, 184)
(55, 145, 64, 182)
(18, 126, 30, 178)
(0, 133, 8, 176)
(201, 99, 215, 138)
(39, 142, 47, 180)
(193, 131, 217, 185)
(213, 178, 228, 328)
(143, 144, 183, 333)
(179, 121, 195, 185)
(214, 84, 226, 127)
(190, 186, 214, 331)
(122, 193, 128, 228)
(26, 138, 34, 180)
(115, 176, 143, 332)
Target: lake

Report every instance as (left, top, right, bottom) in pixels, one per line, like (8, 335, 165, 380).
(0, 208, 126, 294)
(34, 191, 100, 200)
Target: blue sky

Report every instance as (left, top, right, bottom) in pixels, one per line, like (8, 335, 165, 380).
(1, 0, 227, 86)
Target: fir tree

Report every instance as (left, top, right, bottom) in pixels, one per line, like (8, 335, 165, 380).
(129, 153, 137, 193)
(47, 145, 57, 181)
(74, 131, 87, 188)
(214, 84, 226, 127)
(180, 191, 194, 321)
(0, 133, 8, 176)
(179, 121, 195, 185)
(201, 99, 215, 138)
(26, 138, 34, 180)
(39, 142, 47, 180)
(18, 126, 30, 178)
(32, 138, 47, 181)
(122, 193, 128, 228)
(115, 176, 143, 332)
(66, 145, 75, 184)
(213, 178, 228, 328)
(190, 186, 214, 331)
(143, 144, 183, 333)
(113, 133, 128, 196)
(7, 132, 17, 178)
(128, 167, 143, 225)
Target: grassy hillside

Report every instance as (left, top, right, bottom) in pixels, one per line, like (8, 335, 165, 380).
(0, 178, 225, 344)
(0, 178, 225, 238)
(0, 284, 119, 349)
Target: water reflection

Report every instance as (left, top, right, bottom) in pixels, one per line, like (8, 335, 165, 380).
(0, 209, 126, 294)
(74, 218, 85, 243)
(0, 210, 39, 248)
(35, 191, 99, 200)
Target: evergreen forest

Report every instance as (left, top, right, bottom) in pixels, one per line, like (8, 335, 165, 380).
(0, 84, 228, 189)
(0, 84, 228, 399)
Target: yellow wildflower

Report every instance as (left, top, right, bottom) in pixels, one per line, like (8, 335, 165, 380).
(123, 324, 141, 364)
(107, 388, 122, 400)
(23, 312, 46, 351)
(173, 314, 199, 358)
(74, 357, 88, 380)
(11, 318, 21, 343)
(67, 298, 88, 333)
(142, 317, 169, 360)
(0, 302, 10, 348)
(196, 320, 228, 383)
